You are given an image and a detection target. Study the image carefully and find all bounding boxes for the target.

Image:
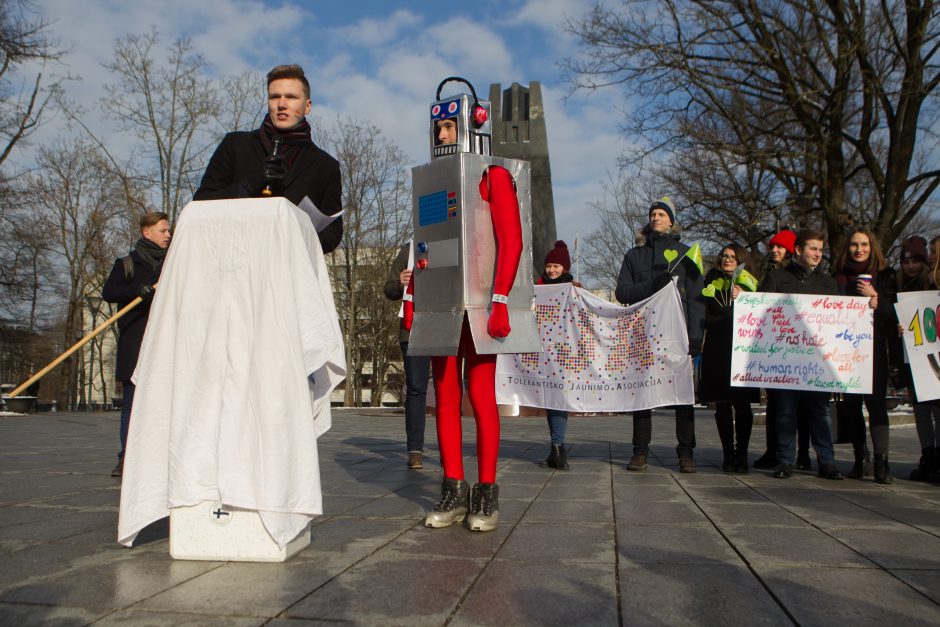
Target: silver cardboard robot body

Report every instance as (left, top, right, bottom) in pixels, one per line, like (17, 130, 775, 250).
(408, 153, 541, 356)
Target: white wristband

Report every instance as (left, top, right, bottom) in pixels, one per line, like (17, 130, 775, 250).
(491, 294, 508, 304)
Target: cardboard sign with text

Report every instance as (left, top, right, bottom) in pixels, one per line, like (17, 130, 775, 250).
(730, 292, 873, 394)
(895, 291, 940, 402)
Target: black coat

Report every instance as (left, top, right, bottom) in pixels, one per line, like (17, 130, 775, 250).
(102, 251, 164, 381)
(193, 130, 343, 254)
(699, 268, 760, 403)
(615, 231, 705, 347)
(759, 261, 839, 295)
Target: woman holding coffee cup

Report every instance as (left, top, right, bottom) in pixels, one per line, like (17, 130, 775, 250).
(833, 227, 899, 484)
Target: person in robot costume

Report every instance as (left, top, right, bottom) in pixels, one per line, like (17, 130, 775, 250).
(403, 78, 534, 532)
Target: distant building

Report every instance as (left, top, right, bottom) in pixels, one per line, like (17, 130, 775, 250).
(489, 82, 557, 275)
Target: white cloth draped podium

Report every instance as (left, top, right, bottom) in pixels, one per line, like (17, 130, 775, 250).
(117, 198, 346, 549)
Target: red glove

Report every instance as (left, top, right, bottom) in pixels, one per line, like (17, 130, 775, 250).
(479, 166, 522, 339)
(488, 301, 511, 338)
(402, 274, 415, 331)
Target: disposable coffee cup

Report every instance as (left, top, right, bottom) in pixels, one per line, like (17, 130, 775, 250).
(857, 274, 872, 284)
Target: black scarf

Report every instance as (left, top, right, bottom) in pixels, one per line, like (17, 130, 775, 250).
(540, 272, 574, 284)
(260, 114, 313, 170)
(134, 237, 167, 273)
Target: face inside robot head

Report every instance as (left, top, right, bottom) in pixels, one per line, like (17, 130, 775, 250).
(430, 77, 491, 159)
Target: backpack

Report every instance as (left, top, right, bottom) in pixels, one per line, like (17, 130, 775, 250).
(121, 251, 134, 281)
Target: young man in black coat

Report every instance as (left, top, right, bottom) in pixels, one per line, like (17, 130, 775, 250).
(102, 212, 171, 477)
(759, 229, 844, 480)
(193, 64, 343, 254)
(615, 197, 705, 473)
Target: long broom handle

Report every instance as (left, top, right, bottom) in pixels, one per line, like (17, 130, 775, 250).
(7, 287, 155, 399)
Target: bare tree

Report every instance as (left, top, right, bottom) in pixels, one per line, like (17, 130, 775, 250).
(565, 0, 940, 254)
(27, 139, 126, 406)
(318, 117, 412, 407)
(101, 31, 219, 223)
(581, 171, 657, 290)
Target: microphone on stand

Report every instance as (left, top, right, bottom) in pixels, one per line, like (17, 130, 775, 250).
(261, 135, 283, 197)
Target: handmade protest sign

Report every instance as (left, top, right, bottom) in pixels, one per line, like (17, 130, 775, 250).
(895, 291, 940, 401)
(496, 283, 694, 412)
(730, 292, 873, 394)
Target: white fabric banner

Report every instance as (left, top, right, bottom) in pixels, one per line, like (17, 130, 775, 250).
(496, 283, 694, 412)
(895, 291, 940, 401)
(117, 198, 346, 549)
(730, 292, 873, 394)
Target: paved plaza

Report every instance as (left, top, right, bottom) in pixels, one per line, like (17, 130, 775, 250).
(0, 407, 939, 626)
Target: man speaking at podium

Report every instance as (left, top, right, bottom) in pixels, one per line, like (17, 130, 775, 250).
(194, 63, 343, 253)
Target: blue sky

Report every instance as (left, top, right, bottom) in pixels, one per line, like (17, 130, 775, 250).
(26, 0, 626, 241)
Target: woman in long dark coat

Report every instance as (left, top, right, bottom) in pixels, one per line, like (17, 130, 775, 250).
(699, 244, 760, 472)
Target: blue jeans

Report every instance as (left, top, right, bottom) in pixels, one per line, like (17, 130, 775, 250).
(547, 408, 568, 445)
(775, 390, 834, 466)
(118, 381, 135, 460)
(401, 342, 430, 452)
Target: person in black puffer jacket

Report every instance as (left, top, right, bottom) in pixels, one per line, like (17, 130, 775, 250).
(615, 197, 705, 473)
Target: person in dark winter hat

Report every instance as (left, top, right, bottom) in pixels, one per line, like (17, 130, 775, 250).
(901, 235, 929, 265)
(536, 240, 580, 469)
(616, 196, 705, 473)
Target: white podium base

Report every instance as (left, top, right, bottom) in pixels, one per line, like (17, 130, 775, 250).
(169, 501, 310, 562)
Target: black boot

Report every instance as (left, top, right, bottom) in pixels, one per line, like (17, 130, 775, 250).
(873, 454, 893, 484)
(466, 482, 499, 532)
(909, 447, 933, 481)
(735, 448, 750, 474)
(556, 444, 569, 470)
(847, 448, 871, 479)
(540, 444, 560, 469)
(796, 448, 812, 471)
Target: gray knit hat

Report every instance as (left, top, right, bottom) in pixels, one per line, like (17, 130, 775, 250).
(649, 196, 676, 225)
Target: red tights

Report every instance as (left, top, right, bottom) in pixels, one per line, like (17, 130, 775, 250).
(431, 328, 500, 484)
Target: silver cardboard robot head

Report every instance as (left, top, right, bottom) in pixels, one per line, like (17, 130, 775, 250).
(430, 77, 491, 159)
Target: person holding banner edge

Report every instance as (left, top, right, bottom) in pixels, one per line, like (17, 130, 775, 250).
(898, 236, 940, 483)
(833, 227, 899, 484)
(699, 244, 760, 473)
(759, 229, 844, 480)
(615, 196, 705, 473)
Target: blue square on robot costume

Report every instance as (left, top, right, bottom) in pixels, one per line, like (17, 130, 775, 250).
(419, 190, 450, 226)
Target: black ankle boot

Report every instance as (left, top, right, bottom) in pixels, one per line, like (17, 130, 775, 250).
(910, 447, 933, 481)
(721, 450, 735, 472)
(873, 454, 893, 484)
(556, 444, 569, 470)
(735, 448, 750, 473)
(847, 448, 871, 479)
(540, 444, 568, 470)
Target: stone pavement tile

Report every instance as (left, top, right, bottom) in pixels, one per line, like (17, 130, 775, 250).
(385, 523, 511, 559)
(781, 496, 900, 530)
(536, 482, 611, 502)
(721, 525, 874, 567)
(611, 469, 678, 486)
(0, 551, 219, 610)
(496, 522, 615, 563)
(0, 510, 116, 546)
(890, 569, 940, 605)
(137, 558, 347, 618)
(618, 564, 790, 626)
(93, 608, 263, 626)
(32, 486, 120, 508)
(0, 602, 106, 625)
(319, 480, 396, 498)
(285, 555, 483, 625)
(0, 473, 117, 504)
(829, 528, 940, 569)
(450, 559, 618, 627)
(321, 494, 386, 517)
(0, 505, 73, 528)
(615, 499, 709, 527)
(612, 483, 687, 501)
(486, 480, 547, 502)
(539, 470, 611, 486)
(494, 498, 532, 525)
(522, 498, 613, 524)
(617, 525, 741, 565)
(343, 492, 433, 519)
(698, 501, 807, 527)
(681, 485, 771, 504)
(670, 472, 746, 486)
(757, 566, 940, 626)
(0, 542, 127, 590)
(306, 518, 415, 560)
